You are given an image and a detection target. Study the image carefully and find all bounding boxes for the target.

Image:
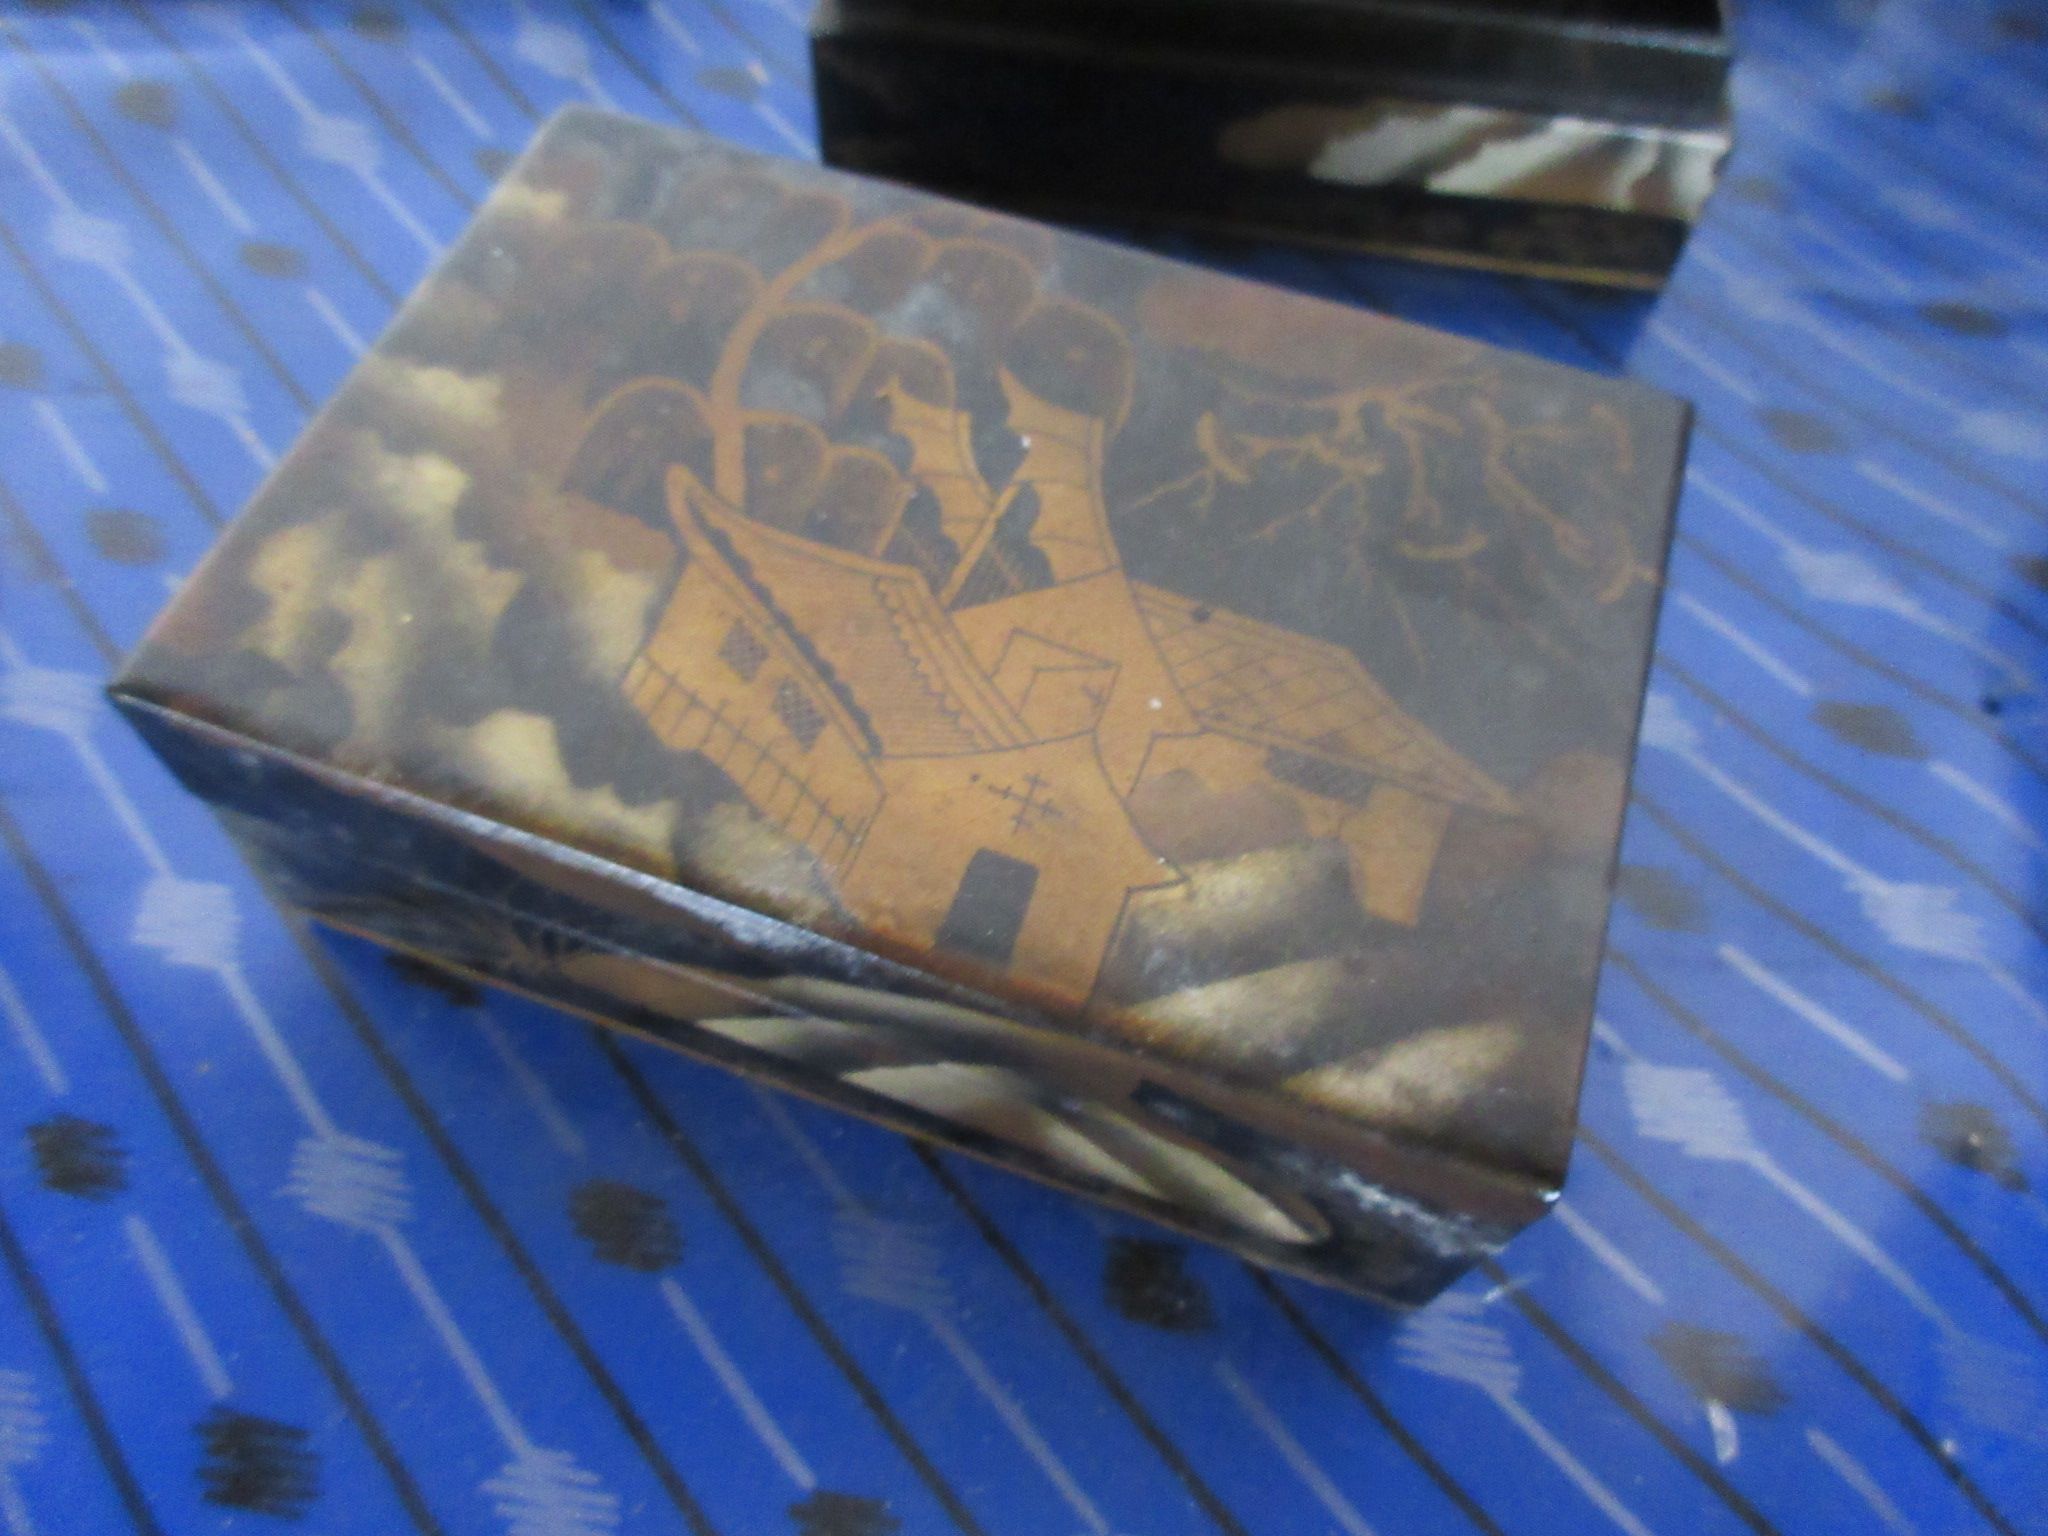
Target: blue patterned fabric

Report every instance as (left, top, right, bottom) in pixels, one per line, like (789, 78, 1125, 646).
(0, 2, 2044, 1532)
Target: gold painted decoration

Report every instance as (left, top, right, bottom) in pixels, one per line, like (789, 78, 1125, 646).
(579, 190, 1533, 1015)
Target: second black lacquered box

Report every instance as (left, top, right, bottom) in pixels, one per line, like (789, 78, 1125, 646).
(814, 0, 1734, 287)
(113, 109, 1688, 1304)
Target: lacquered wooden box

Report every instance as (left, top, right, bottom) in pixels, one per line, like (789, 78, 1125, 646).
(813, 0, 1734, 286)
(114, 110, 1688, 1303)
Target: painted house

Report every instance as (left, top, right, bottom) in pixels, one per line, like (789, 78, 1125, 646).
(578, 376, 1516, 1006)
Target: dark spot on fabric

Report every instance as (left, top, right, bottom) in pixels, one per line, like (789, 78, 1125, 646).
(196, 1408, 319, 1519)
(240, 241, 308, 280)
(1104, 1238, 1214, 1331)
(570, 1179, 682, 1271)
(697, 65, 760, 101)
(86, 507, 168, 566)
(348, 4, 405, 41)
(1759, 408, 1843, 453)
(1190, 604, 1213, 623)
(1994, 10, 2045, 40)
(2011, 554, 2048, 593)
(1651, 1323, 1789, 1413)
(1921, 301, 2005, 338)
(1812, 700, 1926, 759)
(1922, 1101, 2027, 1190)
(27, 1115, 127, 1199)
(0, 342, 44, 389)
(1866, 88, 1923, 117)
(475, 146, 514, 181)
(790, 1491, 901, 1536)
(1724, 175, 1786, 210)
(113, 79, 177, 129)
(1615, 864, 1706, 931)
(384, 951, 483, 1006)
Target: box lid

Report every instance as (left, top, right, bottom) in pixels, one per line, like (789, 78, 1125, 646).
(115, 109, 1686, 1199)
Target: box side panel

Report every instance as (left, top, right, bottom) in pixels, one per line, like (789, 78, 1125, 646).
(812, 21, 1720, 285)
(117, 696, 1530, 1305)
